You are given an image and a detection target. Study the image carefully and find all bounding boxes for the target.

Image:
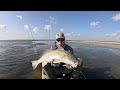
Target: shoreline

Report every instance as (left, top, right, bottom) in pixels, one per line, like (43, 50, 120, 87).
(66, 40, 120, 45)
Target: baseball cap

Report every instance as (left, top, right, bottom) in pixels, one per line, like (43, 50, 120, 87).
(56, 32, 65, 40)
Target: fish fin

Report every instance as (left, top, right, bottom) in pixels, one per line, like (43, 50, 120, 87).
(31, 60, 38, 70)
(42, 62, 48, 67)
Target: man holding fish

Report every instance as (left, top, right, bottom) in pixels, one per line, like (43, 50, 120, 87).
(42, 32, 83, 79)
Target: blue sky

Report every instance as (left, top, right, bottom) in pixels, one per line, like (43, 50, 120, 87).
(0, 11, 120, 41)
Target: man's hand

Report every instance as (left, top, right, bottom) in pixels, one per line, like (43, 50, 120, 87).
(52, 59, 61, 64)
(65, 64, 73, 69)
(52, 60, 73, 69)
(70, 77, 74, 79)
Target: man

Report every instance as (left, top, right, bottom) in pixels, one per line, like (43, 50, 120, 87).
(42, 32, 83, 79)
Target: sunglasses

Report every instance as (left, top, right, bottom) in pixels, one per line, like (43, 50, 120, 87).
(56, 38, 65, 42)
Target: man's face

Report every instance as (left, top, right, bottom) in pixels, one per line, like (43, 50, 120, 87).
(56, 38, 65, 47)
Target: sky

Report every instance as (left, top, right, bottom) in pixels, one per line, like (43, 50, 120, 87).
(0, 11, 120, 41)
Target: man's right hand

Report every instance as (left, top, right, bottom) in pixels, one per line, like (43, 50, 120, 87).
(51, 59, 61, 67)
(52, 59, 61, 64)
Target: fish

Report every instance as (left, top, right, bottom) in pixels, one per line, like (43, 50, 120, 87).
(31, 49, 81, 70)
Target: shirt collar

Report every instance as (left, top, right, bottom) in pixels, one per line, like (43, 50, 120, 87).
(56, 42, 66, 49)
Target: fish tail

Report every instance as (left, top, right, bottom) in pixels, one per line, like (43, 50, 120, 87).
(31, 60, 38, 70)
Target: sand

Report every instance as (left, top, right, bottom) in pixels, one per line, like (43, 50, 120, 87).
(66, 40, 120, 45)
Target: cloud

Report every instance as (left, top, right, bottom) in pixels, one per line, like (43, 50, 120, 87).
(33, 27, 39, 33)
(44, 24, 51, 31)
(24, 25, 29, 30)
(60, 28, 64, 32)
(46, 16, 56, 25)
(78, 34, 80, 36)
(16, 15, 22, 19)
(90, 21, 100, 28)
(105, 31, 120, 40)
(0, 24, 6, 30)
(65, 32, 81, 37)
(49, 16, 54, 20)
(65, 33, 71, 36)
(24, 25, 39, 33)
(64, 32, 81, 40)
(5, 31, 8, 33)
(112, 13, 120, 22)
(105, 34, 109, 37)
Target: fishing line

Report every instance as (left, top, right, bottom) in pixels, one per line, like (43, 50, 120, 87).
(28, 24, 40, 56)
(22, 17, 40, 56)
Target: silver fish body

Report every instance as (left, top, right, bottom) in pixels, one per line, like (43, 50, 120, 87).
(31, 49, 81, 70)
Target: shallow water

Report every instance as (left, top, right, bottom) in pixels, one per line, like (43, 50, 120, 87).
(0, 40, 120, 79)
(68, 42, 120, 79)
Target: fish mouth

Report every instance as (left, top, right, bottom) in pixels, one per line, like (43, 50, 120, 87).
(73, 62, 78, 68)
(73, 65, 77, 68)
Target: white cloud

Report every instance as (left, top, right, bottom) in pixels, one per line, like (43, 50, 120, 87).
(65, 33, 71, 36)
(78, 34, 80, 36)
(16, 15, 22, 20)
(90, 21, 100, 28)
(105, 31, 120, 40)
(105, 34, 109, 37)
(24, 25, 29, 30)
(111, 33, 117, 37)
(46, 16, 56, 25)
(24, 25, 39, 33)
(44, 24, 51, 31)
(65, 32, 80, 37)
(0, 24, 6, 30)
(60, 28, 64, 32)
(64, 32, 81, 40)
(33, 27, 39, 33)
(5, 31, 8, 33)
(49, 16, 54, 20)
(112, 13, 120, 22)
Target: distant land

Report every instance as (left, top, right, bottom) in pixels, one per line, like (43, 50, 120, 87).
(66, 40, 120, 45)
(0, 39, 120, 45)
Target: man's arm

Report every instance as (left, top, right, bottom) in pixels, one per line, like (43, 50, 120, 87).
(70, 59, 83, 79)
(50, 42, 58, 50)
(70, 66, 81, 79)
